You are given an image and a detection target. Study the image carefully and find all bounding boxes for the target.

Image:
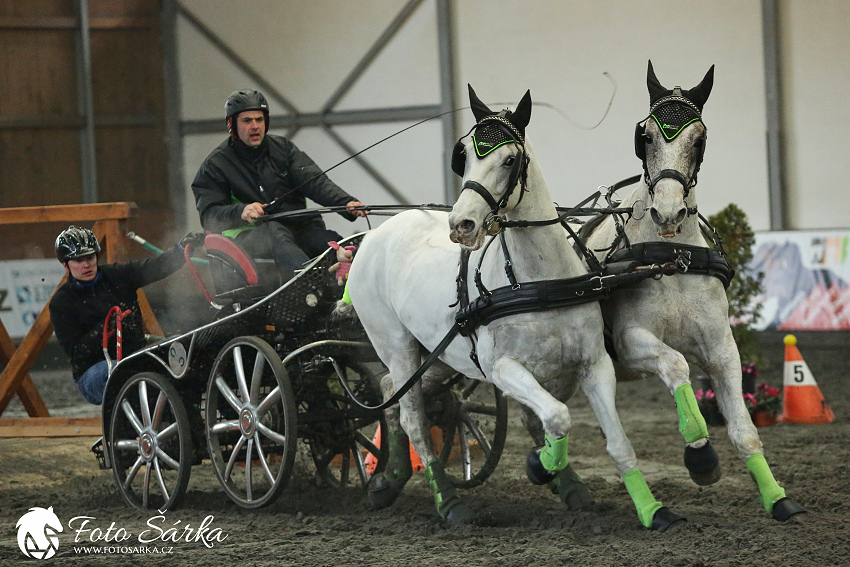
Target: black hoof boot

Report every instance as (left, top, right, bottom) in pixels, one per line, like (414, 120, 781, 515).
(366, 473, 405, 510)
(444, 500, 476, 524)
(772, 497, 807, 522)
(684, 440, 722, 486)
(551, 465, 594, 510)
(526, 449, 557, 485)
(651, 506, 687, 532)
(425, 460, 477, 524)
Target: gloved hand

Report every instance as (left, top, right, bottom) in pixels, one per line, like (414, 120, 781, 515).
(178, 232, 206, 251)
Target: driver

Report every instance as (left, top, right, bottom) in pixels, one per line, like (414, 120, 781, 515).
(191, 89, 367, 280)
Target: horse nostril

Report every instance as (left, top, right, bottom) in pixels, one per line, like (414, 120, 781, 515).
(649, 208, 663, 226)
(459, 220, 476, 235)
(674, 207, 687, 224)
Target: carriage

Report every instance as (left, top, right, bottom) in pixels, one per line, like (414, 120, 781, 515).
(92, 230, 507, 512)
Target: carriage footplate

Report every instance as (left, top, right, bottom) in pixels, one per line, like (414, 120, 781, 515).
(91, 437, 109, 470)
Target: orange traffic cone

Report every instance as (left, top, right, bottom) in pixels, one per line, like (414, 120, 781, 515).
(364, 427, 424, 474)
(782, 334, 834, 423)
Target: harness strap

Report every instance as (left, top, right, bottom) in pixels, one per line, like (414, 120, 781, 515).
(607, 242, 734, 288)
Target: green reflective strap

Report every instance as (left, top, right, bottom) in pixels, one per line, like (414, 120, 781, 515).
(540, 433, 569, 472)
(425, 460, 459, 517)
(341, 281, 352, 305)
(747, 454, 786, 512)
(384, 430, 413, 482)
(674, 383, 709, 443)
(623, 469, 663, 528)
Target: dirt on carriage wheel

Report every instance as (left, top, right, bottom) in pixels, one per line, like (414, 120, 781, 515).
(2, 331, 849, 566)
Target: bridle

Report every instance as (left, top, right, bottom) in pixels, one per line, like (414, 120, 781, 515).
(452, 112, 529, 218)
(634, 89, 707, 207)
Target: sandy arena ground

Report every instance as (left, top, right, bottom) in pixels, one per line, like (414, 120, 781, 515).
(1, 331, 848, 566)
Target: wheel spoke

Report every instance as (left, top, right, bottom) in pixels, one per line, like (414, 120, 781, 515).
(121, 400, 144, 435)
(224, 436, 246, 481)
(124, 455, 145, 489)
(151, 390, 167, 430)
(157, 422, 179, 444)
(142, 462, 152, 508)
(156, 447, 180, 470)
(250, 350, 265, 405)
(245, 438, 254, 501)
(458, 421, 472, 480)
(138, 381, 152, 428)
(256, 386, 281, 416)
(353, 430, 379, 457)
(462, 401, 499, 416)
(351, 440, 369, 486)
(210, 420, 240, 435)
(256, 421, 287, 446)
(216, 376, 244, 412)
(253, 432, 276, 484)
(232, 346, 251, 403)
(154, 459, 170, 502)
(461, 410, 493, 456)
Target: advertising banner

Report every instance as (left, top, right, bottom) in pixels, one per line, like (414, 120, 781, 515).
(0, 259, 66, 339)
(750, 230, 849, 330)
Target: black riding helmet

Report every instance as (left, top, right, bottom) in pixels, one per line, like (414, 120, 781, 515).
(55, 226, 101, 263)
(224, 89, 270, 134)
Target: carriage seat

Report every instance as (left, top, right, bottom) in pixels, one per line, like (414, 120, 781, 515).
(204, 234, 282, 302)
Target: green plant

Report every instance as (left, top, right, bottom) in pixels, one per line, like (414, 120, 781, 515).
(708, 204, 764, 365)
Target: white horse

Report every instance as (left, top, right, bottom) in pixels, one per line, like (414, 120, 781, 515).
(344, 85, 681, 529)
(582, 61, 805, 521)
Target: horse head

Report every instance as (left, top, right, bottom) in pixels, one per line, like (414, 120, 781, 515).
(448, 84, 532, 249)
(636, 60, 714, 238)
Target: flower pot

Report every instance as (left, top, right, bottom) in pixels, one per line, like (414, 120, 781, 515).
(751, 410, 778, 427)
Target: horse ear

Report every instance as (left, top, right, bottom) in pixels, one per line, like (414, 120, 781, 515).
(468, 84, 493, 122)
(510, 89, 532, 132)
(647, 60, 668, 103)
(685, 64, 715, 111)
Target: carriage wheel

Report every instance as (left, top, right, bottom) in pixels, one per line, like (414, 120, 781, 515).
(108, 372, 192, 511)
(206, 336, 297, 508)
(434, 377, 508, 489)
(309, 362, 388, 489)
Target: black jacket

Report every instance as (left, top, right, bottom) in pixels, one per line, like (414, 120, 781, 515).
(49, 246, 186, 381)
(192, 135, 358, 234)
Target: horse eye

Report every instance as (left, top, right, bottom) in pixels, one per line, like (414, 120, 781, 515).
(643, 133, 653, 144)
(694, 137, 706, 149)
(504, 156, 516, 166)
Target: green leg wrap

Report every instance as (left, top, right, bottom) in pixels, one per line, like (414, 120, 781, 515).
(424, 460, 461, 518)
(341, 281, 352, 305)
(747, 454, 786, 513)
(384, 430, 413, 482)
(539, 433, 569, 471)
(674, 383, 709, 443)
(623, 469, 664, 529)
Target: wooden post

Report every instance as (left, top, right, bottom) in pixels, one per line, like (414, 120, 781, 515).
(0, 202, 165, 431)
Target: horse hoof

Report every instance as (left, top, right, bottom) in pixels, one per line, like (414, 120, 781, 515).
(684, 440, 722, 486)
(445, 501, 476, 524)
(526, 449, 557, 485)
(651, 506, 687, 532)
(552, 466, 594, 510)
(366, 473, 403, 510)
(772, 497, 807, 522)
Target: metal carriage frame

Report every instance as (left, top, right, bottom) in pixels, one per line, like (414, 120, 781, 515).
(94, 232, 508, 512)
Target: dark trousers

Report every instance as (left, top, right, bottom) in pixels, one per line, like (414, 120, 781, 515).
(235, 219, 342, 280)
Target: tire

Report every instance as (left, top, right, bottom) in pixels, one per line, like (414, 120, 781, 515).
(205, 336, 297, 508)
(108, 372, 193, 511)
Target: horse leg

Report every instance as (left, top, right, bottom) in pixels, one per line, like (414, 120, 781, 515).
(617, 326, 721, 485)
(366, 373, 413, 511)
(701, 333, 806, 521)
(580, 352, 685, 531)
(521, 406, 593, 510)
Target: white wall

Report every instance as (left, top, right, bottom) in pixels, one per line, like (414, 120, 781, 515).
(177, 0, 848, 236)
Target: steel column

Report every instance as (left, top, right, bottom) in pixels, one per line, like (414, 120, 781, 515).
(74, 0, 98, 203)
(161, 0, 187, 232)
(436, 0, 458, 203)
(762, 0, 787, 230)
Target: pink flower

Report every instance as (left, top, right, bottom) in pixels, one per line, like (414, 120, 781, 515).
(743, 393, 757, 408)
